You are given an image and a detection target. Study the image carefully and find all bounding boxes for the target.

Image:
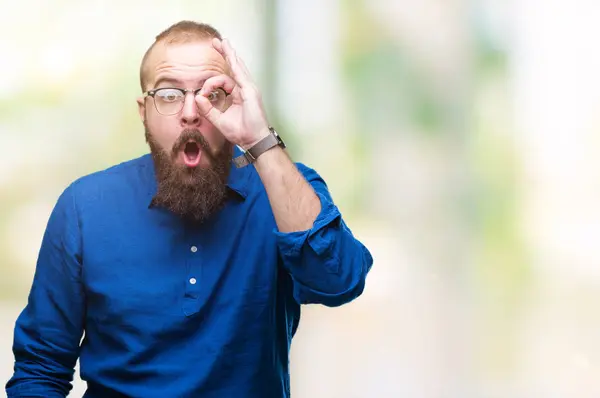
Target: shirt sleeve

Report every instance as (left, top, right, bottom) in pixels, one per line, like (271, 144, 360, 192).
(6, 184, 85, 398)
(274, 163, 373, 307)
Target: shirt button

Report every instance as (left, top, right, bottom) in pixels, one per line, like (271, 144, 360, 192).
(189, 278, 197, 285)
(190, 246, 198, 253)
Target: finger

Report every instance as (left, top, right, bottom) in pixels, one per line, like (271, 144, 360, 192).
(212, 38, 240, 83)
(213, 38, 234, 67)
(220, 39, 253, 89)
(212, 37, 223, 54)
(229, 85, 244, 104)
(195, 95, 222, 127)
(212, 38, 236, 72)
(234, 55, 252, 79)
(199, 75, 237, 96)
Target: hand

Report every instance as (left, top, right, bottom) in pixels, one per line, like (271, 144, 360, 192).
(196, 38, 270, 150)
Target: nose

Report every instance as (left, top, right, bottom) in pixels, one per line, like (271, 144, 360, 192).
(180, 93, 200, 126)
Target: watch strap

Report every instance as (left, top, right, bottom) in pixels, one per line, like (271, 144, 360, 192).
(232, 128, 285, 168)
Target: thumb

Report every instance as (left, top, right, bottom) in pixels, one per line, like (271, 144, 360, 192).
(195, 94, 222, 126)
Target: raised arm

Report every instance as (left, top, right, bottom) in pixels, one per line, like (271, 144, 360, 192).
(261, 157, 373, 307)
(192, 37, 373, 306)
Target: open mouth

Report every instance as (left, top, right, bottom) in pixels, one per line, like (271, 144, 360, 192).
(182, 141, 202, 167)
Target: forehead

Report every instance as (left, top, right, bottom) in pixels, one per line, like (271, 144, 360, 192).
(144, 40, 228, 87)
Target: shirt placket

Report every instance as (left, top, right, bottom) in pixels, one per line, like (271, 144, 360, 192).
(183, 240, 203, 316)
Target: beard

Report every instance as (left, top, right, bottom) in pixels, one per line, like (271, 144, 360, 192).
(145, 126, 233, 224)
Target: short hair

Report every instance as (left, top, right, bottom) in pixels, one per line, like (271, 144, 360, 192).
(139, 21, 223, 91)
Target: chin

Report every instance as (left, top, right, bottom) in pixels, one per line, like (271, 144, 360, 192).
(180, 174, 199, 187)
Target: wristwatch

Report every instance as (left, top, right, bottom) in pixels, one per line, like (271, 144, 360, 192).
(232, 127, 286, 168)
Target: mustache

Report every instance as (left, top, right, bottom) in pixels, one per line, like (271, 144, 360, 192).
(171, 129, 214, 161)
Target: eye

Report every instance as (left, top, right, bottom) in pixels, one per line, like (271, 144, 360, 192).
(156, 89, 183, 102)
(207, 89, 226, 103)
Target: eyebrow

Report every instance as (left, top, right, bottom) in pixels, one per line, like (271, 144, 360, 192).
(153, 77, 183, 88)
(153, 77, 207, 89)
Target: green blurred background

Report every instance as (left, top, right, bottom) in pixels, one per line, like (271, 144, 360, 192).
(2, 0, 600, 396)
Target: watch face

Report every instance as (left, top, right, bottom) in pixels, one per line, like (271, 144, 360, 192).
(270, 127, 285, 146)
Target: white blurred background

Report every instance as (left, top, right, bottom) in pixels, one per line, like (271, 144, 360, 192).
(2, 0, 600, 397)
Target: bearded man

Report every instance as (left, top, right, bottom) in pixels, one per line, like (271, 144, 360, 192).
(6, 20, 373, 398)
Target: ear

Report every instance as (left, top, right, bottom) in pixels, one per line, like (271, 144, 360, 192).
(137, 96, 146, 122)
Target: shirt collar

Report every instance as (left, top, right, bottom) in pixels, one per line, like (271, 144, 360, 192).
(143, 146, 250, 209)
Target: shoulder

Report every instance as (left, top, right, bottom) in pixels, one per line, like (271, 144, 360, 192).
(62, 154, 152, 206)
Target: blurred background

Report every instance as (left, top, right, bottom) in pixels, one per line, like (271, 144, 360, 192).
(1, 0, 600, 396)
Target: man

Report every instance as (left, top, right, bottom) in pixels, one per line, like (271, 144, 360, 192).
(6, 21, 373, 398)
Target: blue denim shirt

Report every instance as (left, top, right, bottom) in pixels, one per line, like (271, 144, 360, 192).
(6, 150, 373, 398)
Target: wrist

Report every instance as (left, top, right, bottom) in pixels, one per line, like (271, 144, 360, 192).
(240, 127, 270, 151)
(232, 126, 286, 169)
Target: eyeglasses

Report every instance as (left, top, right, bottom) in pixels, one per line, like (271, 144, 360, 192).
(143, 87, 230, 116)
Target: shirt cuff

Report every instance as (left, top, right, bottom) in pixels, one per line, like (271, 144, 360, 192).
(273, 190, 341, 273)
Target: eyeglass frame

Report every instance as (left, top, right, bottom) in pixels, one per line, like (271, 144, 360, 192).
(142, 87, 230, 115)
